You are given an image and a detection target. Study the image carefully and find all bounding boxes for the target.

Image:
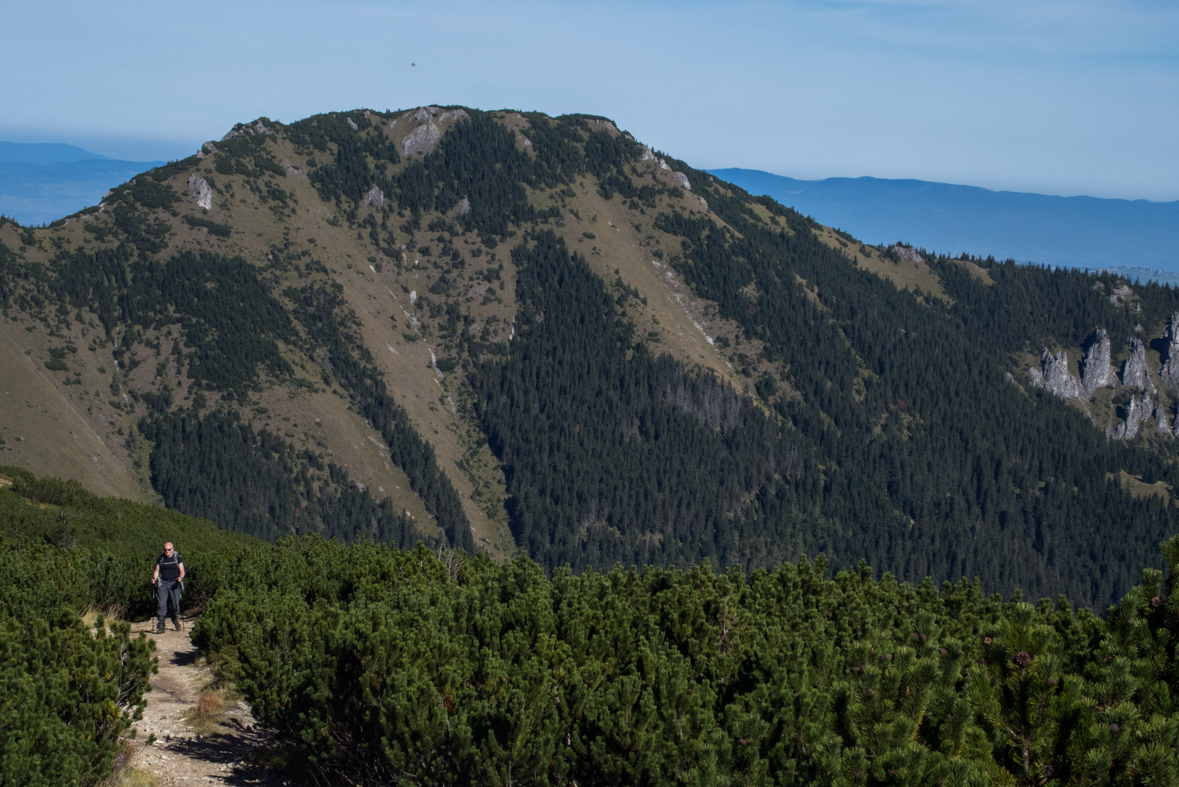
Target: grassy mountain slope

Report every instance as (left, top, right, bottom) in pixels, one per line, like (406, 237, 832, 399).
(1, 106, 1177, 609)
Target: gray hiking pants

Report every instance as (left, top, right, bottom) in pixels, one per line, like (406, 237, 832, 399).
(156, 578, 181, 624)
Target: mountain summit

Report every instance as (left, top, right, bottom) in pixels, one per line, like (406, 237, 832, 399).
(1, 106, 1176, 609)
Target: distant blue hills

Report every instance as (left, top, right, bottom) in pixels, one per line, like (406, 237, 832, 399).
(711, 169, 1179, 283)
(0, 142, 164, 226)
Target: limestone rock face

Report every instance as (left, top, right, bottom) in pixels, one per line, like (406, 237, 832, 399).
(1080, 328, 1115, 398)
(1114, 394, 1152, 440)
(458, 196, 471, 215)
(186, 175, 212, 211)
(347, 117, 359, 131)
(221, 119, 272, 142)
(640, 146, 656, 162)
(1031, 348, 1080, 398)
(1122, 338, 1156, 392)
(364, 185, 384, 207)
(673, 172, 691, 191)
(1159, 312, 1179, 390)
(402, 120, 441, 157)
(1156, 405, 1172, 434)
(890, 245, 923, 264)
(439, 109, 469, 123)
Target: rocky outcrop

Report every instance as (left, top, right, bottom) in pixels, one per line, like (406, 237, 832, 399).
(1121, 338, 1155, 392)
(1160, 312, 1179, 390)
(186, 175, 212, 211)
(890, 245, 923, 264)
(439, 109, 469, 123)
(408, 107, 438, 122)
(1156, 405, 1172, 434)
(673, 172, 691, 191)
(458, 196, 471, 215)
(1030, 348, 1080, 398)
(221, 119, 273, 141)
(347, 117, 359, 131)
(1114, 393, 1152, 440)
(402, 120, 440, 157)
(364, 185, 384, 207)
(640, 146, 656, 162)
(1080, 328, 1115, 398)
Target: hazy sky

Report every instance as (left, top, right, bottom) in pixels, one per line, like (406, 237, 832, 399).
(3, 0, 1176, 201)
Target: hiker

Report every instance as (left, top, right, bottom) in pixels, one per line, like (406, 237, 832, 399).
(152, 542, 185, 633)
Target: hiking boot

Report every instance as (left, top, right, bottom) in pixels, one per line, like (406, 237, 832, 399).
(155, 620, 166, 634)
(171, 617, 182, 631)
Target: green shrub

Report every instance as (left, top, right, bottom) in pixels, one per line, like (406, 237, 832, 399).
(190, 534, 1179, 786)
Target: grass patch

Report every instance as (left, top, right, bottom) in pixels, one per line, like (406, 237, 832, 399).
(98, 741, 159, 787)
(183, 690, 229, 736)
(103, 767, 158, 787)
(1108, 470, 1172, 502)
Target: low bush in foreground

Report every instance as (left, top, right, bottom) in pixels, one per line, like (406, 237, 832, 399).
(193, 535, 1179, 786)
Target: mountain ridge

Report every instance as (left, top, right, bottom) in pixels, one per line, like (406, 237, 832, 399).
(1, 106, 1177, 609)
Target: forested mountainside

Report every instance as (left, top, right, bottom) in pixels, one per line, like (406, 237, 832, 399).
(2, 106, 1178, 609)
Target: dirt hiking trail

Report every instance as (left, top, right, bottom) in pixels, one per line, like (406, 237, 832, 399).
(123, 616, 297, 787)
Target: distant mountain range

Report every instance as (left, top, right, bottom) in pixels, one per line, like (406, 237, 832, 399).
(0, 142, 164, 226)
(711, 168, 1179, 284)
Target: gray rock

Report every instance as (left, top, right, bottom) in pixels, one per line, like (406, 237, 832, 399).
(1029, 367, 1045, 388)
(439, 109, 469, 123)
(1115, 394, 1150, 439)
(1122, 338, 1156, 392)
(221, 119, 272, 142)
(1080, 328, 1115, 398)
(407, 107, 438, 123)
(890, 245, 923, 264)
(673, 172, 691, 191)
(347, 117, 359, 131)
(364, 185, 384, 207)
(640, 146, 656, 162)
(402, 121, 440, 157)
(1160, 312, 1179, 390)
(1035, 348, 1080, 398)
(186, 175, 212, 211)
(1156, 405, 1172, 434)
(458, 196, 471, 215)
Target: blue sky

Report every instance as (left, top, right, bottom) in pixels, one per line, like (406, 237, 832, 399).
(2, 0, 1176, 201)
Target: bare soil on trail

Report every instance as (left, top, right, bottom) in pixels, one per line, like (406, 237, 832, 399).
(122, 616, 298, 787)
